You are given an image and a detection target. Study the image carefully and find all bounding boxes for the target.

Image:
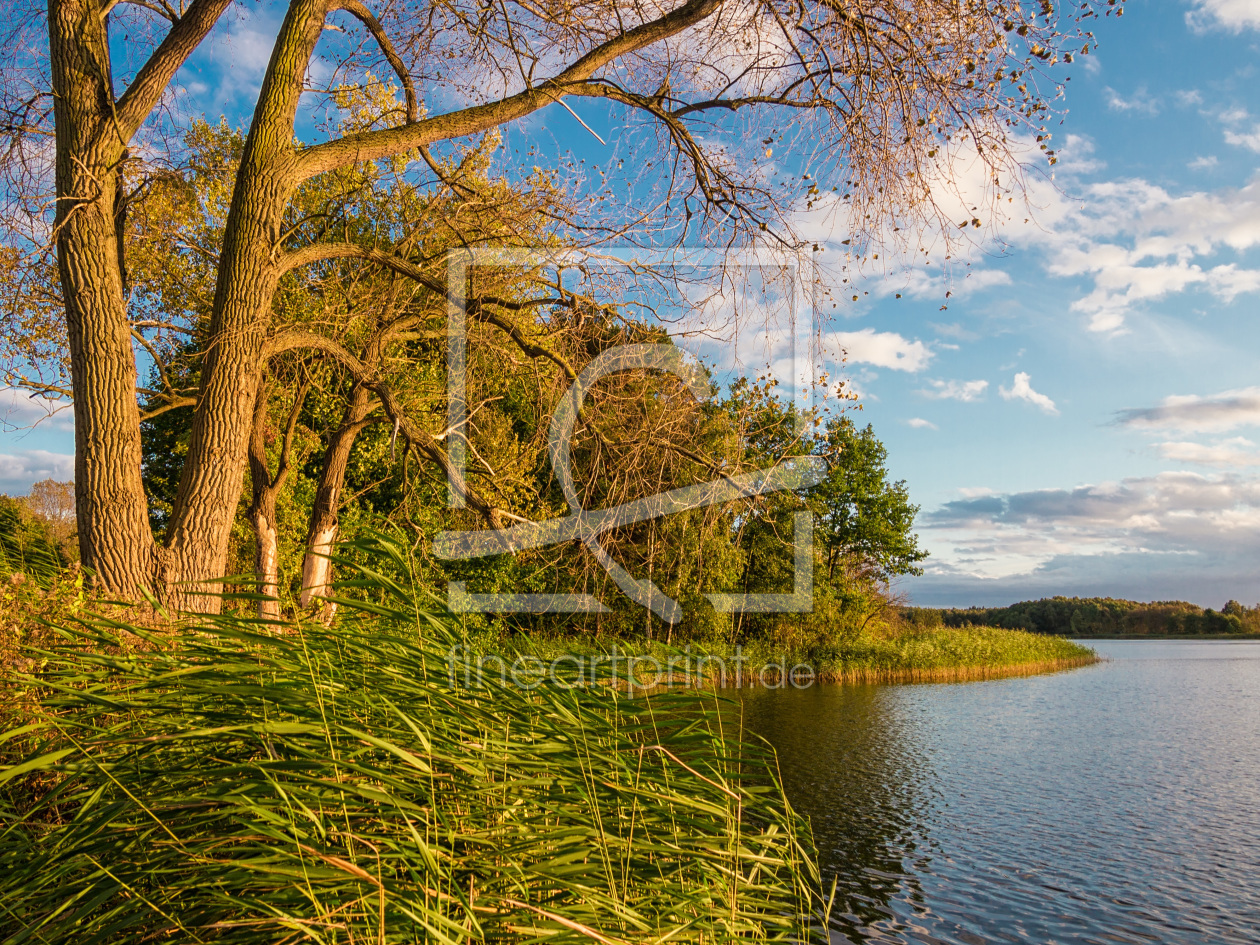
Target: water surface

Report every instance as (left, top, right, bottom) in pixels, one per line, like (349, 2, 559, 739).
(737, 641, 1260, 944)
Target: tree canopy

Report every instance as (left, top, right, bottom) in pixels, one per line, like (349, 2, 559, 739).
(0, 0, 1121, 607)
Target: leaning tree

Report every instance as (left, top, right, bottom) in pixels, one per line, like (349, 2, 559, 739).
(0, 0, 1115, 605)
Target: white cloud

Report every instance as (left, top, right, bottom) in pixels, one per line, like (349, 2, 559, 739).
(1104, 86, 1160, 115)
(1224, 124, 1260, 153)
(1208, 262, 1260, 299)
(1188, 155, 1219, 170)
(957, 486, 997, 498)
(1187, 0, 1260, 32)
(907, 417, 938, 430)
(0, 450, 74, 493)
(194, 6, 286, 113)
(929, 322, 979, 341)
(791, 123, 1260, 334)
(999, 373, 1057, 415)
(1031, 173, 1260, 332)
(1158, 437, 1260, 467)
(927, 472, 1260, 552)
(897, 137, 1260, 333)
(914, 470, 1260, 600)
(827, 328, 933, 372)
(875, 265, 1012, 302)
(0, 388, 74, 431)
(1217, 103, 1260, 153)
(1117, 386, 1260, 433)
(920, 379, 989, 402)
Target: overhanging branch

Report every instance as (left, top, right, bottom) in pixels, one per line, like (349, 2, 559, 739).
(292, 0, 721, 180)
(275, 242, 576, 377)
(112, 0, 235, 142)
(329, 0, 418, 123)
(263, 329, 506, 528)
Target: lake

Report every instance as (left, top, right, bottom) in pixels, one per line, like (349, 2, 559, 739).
(736, 640, 1260, 944)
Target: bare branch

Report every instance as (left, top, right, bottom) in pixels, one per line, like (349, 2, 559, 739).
(329, 0, 418, 123)
(113, 0, 234, 142)
(140, 395, 196, 421)
(276, 241, 577, 377)
(293, 0, 721, 180)
(272, 377, 311, 491)
(108, 0, 178, 23)
(264, 329, 506, 528)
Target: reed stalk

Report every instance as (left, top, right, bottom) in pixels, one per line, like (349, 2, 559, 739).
(0, 536, 822, 944)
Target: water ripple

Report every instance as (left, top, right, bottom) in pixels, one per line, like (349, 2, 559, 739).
(737, 641, 1260, 945)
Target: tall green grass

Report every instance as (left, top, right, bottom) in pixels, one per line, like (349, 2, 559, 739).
(767, 625, 1097, 684)
(514, 627, 1097, 688)
(0, 537, 821, 944)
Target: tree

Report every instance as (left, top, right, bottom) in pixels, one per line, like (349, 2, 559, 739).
(810, 416, 927, 583)
(20, 479, 75, 546)
(135, 119, 605, 616)
(710, 380, 925, 643)
(0, 493, 68, 580)
(1, 0, 1114, 605)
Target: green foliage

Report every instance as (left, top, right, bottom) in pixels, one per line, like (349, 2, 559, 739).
(521, 624, 1096, 687)
(910, 596, 1260, 637)
(810, 417, 927, 582)
(715, 388, 927, 650)
(0, 536, 822, 943)
(125, 124, 933, 647)
(0, 495, 68, 584)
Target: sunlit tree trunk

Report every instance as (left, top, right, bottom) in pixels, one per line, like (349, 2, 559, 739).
(49, 0, 161, 595)
(301, 384, 375, 608)
(164, 0, 327, 611)
(247, 376, 309, 620)
(248, 386, 283, 621)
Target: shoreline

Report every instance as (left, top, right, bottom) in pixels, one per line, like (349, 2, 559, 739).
(1071, 634, 1260, 641)
(718, 654, 1099, 688)
(787, 654, 1099, 686)
(503, 626, 1100, 689)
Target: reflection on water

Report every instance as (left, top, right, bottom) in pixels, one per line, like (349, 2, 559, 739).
(736, 685, 937, 940)
(736, 641, 1260, 945)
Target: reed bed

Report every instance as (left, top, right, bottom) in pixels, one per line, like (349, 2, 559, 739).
(0, 537, 822, 944)
(795, 626, 1098, 684)
(773, 656, 1097, 686)
(516, 627, 1097, 690)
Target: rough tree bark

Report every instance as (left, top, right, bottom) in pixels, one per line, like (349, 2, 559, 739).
(48, 13, 155, 590)
(43, 0, 756, 607)
(163, 0, 327, 609)
(35, 0, 1050, 608)
(47, 0, 231, 594)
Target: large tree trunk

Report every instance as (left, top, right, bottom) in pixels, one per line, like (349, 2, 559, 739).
(300, 384, 375, 608)
(163, 0, 328, 610)
(49, 0, 161, 595)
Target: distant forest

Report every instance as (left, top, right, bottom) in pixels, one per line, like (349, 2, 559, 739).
(904, 597, 1260, 637)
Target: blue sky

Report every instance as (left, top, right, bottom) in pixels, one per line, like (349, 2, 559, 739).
(5, 0, 1260, 608)
(841, 0, 1260, 607)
